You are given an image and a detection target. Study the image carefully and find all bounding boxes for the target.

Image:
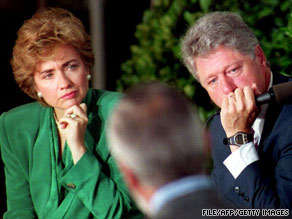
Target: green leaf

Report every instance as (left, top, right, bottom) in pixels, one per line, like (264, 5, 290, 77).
(199, 0, 212, 13)
(117, 0, 292, 116)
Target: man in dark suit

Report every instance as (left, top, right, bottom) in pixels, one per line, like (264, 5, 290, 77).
(181, 11, 292, 212)
(107, 82, 230, 219)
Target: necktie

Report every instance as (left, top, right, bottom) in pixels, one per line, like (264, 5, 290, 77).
(252, 129, 260, 150)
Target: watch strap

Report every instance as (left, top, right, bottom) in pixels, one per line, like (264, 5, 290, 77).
(223, 132, 254, 146)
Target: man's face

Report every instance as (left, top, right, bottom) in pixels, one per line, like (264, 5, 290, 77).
(194, 45, 270, 108)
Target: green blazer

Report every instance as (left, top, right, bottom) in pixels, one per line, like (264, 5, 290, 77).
(0, 88, 142, 219)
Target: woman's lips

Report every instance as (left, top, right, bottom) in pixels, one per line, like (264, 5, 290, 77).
(61, 91, 77, 99)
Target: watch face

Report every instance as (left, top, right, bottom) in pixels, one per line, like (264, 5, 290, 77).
(235, 134, 244, 144)
(224, 132, 252, 146)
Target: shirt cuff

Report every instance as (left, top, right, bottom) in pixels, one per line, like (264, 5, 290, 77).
(223, 142, 259, 179)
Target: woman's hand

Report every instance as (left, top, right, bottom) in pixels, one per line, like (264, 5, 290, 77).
(59, 103, 88, 164)
(220, 86, 259, 152)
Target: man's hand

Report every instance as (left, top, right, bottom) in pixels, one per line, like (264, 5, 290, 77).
(220, 86, 259, 152)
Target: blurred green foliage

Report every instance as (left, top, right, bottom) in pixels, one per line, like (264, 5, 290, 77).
(117, 0, 292, 121)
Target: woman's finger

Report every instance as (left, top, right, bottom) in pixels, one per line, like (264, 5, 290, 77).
(79, 103, 87, 114)
(64, 104, 87, 120)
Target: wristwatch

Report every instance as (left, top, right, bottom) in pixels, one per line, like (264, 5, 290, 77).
(223, 132, 253, 146)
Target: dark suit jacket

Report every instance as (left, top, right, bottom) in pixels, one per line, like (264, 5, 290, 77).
(155, 188, 233, 219)
(209, 74, 292, 209)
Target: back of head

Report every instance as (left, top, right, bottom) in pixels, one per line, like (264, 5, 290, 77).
(181, 11, 259, 78)
(11, 7, 94, 105)
(108, 82, 205, 188)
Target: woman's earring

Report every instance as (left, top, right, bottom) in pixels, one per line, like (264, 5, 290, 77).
(37, 92, 42, 98)
(87, 74, 92, 81)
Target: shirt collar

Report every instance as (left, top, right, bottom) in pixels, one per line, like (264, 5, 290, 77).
(149, 175, 212, 214)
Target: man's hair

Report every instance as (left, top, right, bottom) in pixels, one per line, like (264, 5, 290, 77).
(11, 7, 94, 105)
(181, 11, 259, 79)
(107, 82, 205, 188)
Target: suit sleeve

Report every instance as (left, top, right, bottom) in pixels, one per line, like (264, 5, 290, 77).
(209, 109, 292, 210)
(57, 150, 139, 218)
(50, 92, 142, 219)
(233, 141, 292, 209)
(223, 142, 259, 178)
(0, 113, 36, 218)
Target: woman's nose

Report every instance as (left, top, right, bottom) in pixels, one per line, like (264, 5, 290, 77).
(58, 72, 72, 89)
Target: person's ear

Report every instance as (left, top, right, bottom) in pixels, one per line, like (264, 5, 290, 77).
(118, 161, 140, 190)
(34, 84, 42, 98)
(118, 160, 156, 204)
(255, 45, 267, 66)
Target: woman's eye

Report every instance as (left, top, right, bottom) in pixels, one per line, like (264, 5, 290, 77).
(67, 64, 78, 71)
(42, 73, 53, 79)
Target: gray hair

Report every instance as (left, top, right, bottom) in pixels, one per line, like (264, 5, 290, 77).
(181, 11, 259, 79)
(107, 82, 205, 188)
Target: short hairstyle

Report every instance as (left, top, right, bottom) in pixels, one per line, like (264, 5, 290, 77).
(11, 7, 94, 105)
(107, 82, 205, 188)
(181, 11, 259, 79)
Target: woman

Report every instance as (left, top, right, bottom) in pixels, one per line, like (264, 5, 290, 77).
(0, 7, 141, 218)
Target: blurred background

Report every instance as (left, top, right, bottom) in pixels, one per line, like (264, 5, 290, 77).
(1, 0, 292, 216)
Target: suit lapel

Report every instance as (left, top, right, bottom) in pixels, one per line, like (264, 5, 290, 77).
(258, 74, 290, 153)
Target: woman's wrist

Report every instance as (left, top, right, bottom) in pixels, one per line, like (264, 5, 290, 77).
(71, 144, 87, 164)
